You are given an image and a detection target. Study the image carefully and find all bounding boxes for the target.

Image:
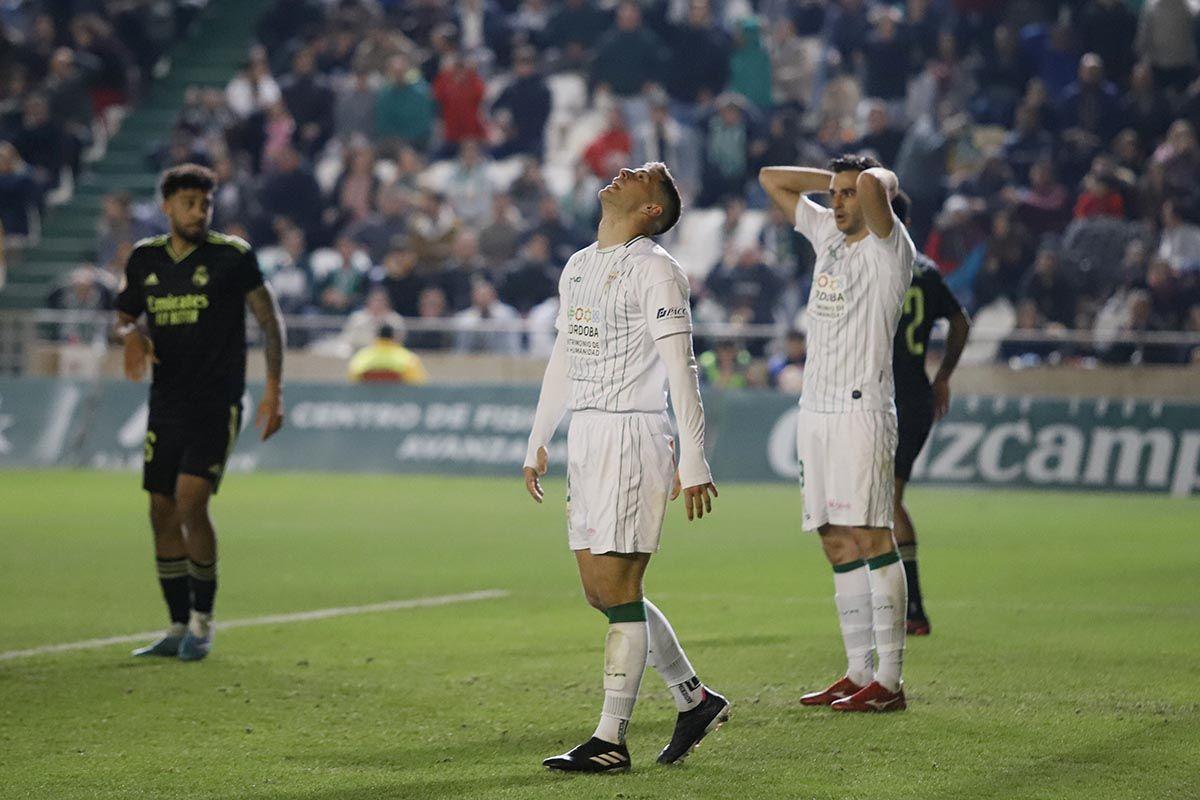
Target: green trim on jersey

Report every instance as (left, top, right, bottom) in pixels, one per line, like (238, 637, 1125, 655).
(132, 234, 169, 251)
(207, 231, 251, 253)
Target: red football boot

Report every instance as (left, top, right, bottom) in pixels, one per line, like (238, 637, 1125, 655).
(907, 617, 931, 636)
(830, 681, 907, 712)
(800, 676, 863, 706)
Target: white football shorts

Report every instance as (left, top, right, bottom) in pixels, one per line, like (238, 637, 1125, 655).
(566, 409, 675, 554)
(796, 408, 897, 531)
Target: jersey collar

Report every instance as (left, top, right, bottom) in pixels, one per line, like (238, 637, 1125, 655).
(165, 240, 199, 263)
(596, 234, 647, 254)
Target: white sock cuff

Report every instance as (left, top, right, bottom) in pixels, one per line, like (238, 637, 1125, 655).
(602, 693, 637, 721)
(658, 654, 697, 687)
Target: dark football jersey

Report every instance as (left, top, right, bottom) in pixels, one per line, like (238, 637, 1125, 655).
(116, 231, 264, 416)
(892, 254, 963, 404)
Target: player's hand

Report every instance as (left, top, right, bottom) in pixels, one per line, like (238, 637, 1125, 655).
(256, 387, 284, 441)
(682, 482, 718, 521)
(523, 446, 548, 503)
(122, 332, 154, 381)
(932, 376, 951, 420)
(670, 470, 682, 501)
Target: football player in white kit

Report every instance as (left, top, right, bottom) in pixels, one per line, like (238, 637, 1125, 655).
(759, 155, 915, 712)
(524, 163, 729, 772)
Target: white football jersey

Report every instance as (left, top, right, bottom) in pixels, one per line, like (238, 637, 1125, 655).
(557, 235, 693, 413)
(793, 196, 915, 414)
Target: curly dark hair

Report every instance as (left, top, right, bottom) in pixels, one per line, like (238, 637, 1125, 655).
(160, 163, 217, 200)
(828, 154, 883, 174)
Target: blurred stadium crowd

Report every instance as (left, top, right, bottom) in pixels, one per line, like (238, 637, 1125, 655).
(1, 1, 204, 214)
(6, 0, 1200, 379)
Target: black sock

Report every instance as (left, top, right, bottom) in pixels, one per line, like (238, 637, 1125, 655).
(898, 543, 925, 619)
(188, 559, 218, 615)
(156, 557, 190, 626)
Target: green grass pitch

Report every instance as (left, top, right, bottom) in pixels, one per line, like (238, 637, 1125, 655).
(1, 470, 1198, 800)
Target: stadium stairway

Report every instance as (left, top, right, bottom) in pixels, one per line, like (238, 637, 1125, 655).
(0, 0, 274, 310)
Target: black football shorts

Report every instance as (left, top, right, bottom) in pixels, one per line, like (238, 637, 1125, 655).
(143, 402, 242, 496)
(895, 399, 934, 482)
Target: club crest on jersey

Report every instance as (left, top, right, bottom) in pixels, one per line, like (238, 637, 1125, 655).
(143, 273, 159, 287)
(192, 266, 209, 287)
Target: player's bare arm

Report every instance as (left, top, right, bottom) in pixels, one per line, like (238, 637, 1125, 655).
(246, 284, 286, 441)
(523, 331, 568, 504)
(857, 167, 899, 239)
(758, 166, 834, 217)
(933, 309, 971, 420)
(116, 310, 155, 381)
(653, 331, 717, 521)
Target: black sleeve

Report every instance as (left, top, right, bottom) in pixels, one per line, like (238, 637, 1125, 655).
(115, 250, 145, 317)
(238, 248, 266, 295)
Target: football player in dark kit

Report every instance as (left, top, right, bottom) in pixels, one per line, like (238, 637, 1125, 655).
(115, 164, 286, 661)
(890, 192, 970, 636)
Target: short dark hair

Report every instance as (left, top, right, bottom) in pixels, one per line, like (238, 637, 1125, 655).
(160, 163, 216, 200)
(645, 161, 682, 236)
(828, 154, 882, 174)
(378, 324, 396, 341)
(890, 190, 911, 223)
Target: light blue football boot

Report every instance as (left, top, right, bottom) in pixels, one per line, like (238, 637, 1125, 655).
(132, 623, 187, 657)
(178, 613, 215, 662)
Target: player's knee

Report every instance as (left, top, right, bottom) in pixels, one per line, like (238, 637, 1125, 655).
(148, 495, 175, 531)
(858, 528, 897, 559)
(175, 495, 210, 527)
(819, 530, 858, 565)
(583, 590, 605, 611)
(594, 586, 640, 609)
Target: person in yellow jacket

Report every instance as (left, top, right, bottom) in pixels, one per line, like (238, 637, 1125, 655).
(348, 324, 429, 384)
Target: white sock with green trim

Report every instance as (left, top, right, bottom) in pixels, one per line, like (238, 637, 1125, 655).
(867, 551, 907, 692)
(833, 559, 875, 687)
(593, 601, 648, 744)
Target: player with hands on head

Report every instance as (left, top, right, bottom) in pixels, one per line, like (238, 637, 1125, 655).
(760, 154, 915, 712)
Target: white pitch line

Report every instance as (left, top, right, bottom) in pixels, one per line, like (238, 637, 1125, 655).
(0, 589, 509, 663)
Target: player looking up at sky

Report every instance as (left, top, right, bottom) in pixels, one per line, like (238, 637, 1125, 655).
(524, 162, 729, 772)
(116, 164, 286, 662)
(760, 154, 915, 712)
